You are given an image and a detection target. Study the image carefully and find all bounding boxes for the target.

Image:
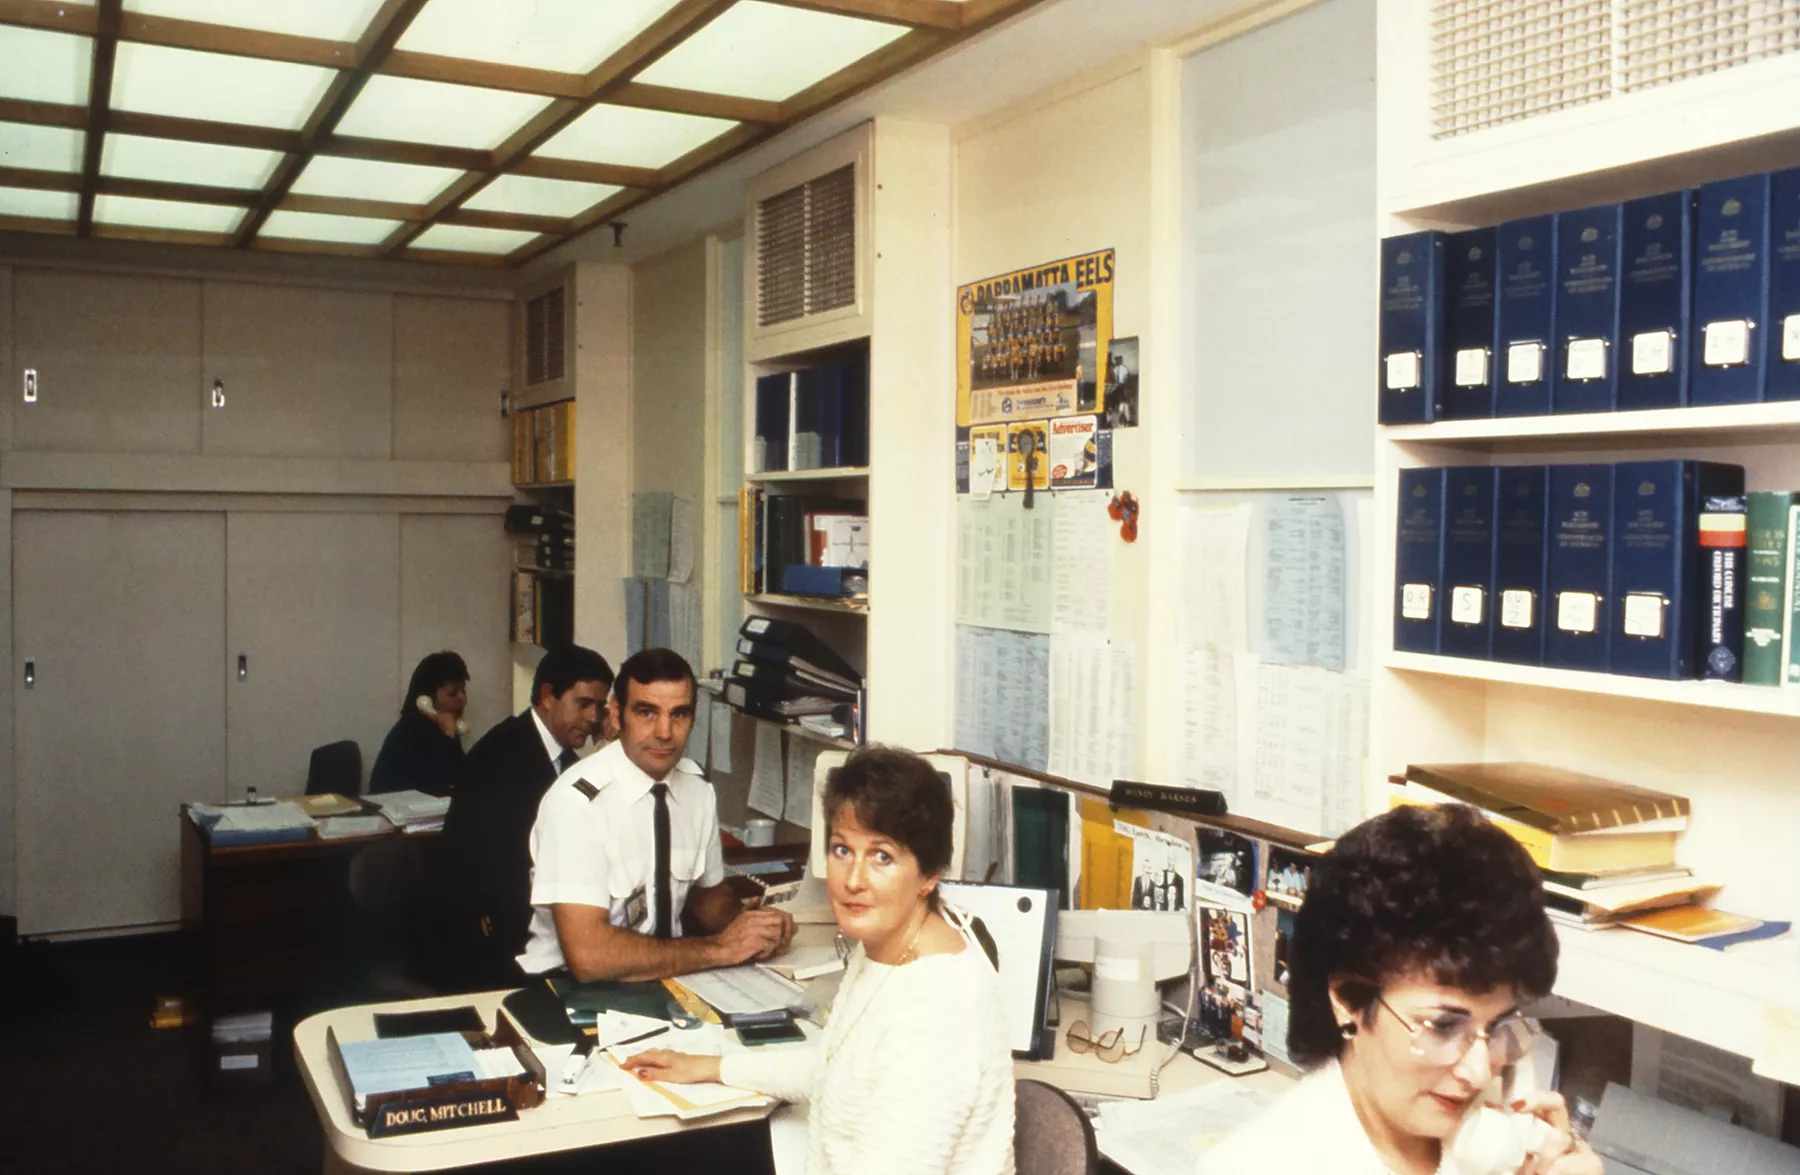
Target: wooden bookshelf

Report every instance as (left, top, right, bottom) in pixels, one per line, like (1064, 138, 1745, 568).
(745, 593, 869, 617)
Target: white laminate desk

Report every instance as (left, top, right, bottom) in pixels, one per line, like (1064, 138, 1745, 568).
(1015, 995, 1296, 1101)
(294, 990, 775, 1174)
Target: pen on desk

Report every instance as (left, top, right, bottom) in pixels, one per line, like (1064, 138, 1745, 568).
(612, 1025, 672, 1050)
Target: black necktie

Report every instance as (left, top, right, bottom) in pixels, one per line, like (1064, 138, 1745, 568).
(556, 748, 577, 773)
(651, 782, 672, 939)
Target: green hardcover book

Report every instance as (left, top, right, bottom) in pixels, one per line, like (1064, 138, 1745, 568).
(1744, 492, 1794, 685)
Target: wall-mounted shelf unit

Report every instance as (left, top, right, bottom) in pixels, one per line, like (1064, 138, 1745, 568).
(1372, 0, 1800, 1067)
(745, 466, 870, 484)
(745, 593, 870, 618)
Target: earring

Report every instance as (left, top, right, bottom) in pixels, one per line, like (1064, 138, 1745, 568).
(1339, 1022, 1358, 1040)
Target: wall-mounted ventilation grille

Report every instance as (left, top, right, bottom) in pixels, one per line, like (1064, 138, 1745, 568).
(756, 164, 857, 329)
(1431, 0, 1610, 137)
(523, 285, 566, 386)
(1621, 0, 1800, 92)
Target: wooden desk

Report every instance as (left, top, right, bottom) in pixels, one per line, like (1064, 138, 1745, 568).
(294, 990, 776, 1174)
(180, 811, 440, 1007)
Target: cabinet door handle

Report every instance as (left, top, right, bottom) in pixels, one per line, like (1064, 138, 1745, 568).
(237, 654, 248, 681)
(23, 658, 34, 689)
(22, 368, 37, 403)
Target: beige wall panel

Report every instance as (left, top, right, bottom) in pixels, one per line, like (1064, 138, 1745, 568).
(631, 242, 708, 500)
(226, 512, 400, 798)
(573, 263, 631, 664)
(392, 294, 510, 463)
(10, 269, 203, 454)
(398, 513, 514, 742)
(13, 510, 227, 934)
(202, 282, 393, 459)
(0, 266, 12, 451)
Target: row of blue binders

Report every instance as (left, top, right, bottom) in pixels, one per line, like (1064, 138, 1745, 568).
(1394, 460, 1748, 680)
(1378, 167, 1800, 423)
(753, 354, 870, 474)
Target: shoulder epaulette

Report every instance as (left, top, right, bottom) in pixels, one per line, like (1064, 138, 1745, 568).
(573, 778, 601, 801)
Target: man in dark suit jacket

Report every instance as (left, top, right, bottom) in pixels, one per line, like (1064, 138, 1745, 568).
(436, 644, 615, 991)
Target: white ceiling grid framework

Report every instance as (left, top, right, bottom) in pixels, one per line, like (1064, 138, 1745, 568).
(0, 0, 1046, 267)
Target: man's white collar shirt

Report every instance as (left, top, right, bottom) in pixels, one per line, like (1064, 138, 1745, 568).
(516, 739, 724, 975)
(529, 708, 564, 769)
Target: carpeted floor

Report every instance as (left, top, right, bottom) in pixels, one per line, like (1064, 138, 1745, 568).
(0, 930, 324, 1175)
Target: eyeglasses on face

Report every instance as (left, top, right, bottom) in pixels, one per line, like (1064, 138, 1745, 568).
(1064, 1020, 1146, 1064)
(1375, 993, 1538, 1067)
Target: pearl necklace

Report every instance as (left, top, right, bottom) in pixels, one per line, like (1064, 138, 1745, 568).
(823, 912, 926, 1064)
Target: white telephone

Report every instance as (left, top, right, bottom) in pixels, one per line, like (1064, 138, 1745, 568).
(1440, 1057, 1559, 1175)
(415, 694, 468, 736)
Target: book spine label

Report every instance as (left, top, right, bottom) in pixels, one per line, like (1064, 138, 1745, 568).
(1698, 495, 1748, 681)
(1439, 466, 1498, 659)
(1609, 461, 1746, 678)
(1394, 466, 1447, 653)
(1545, 463, 1614, 671)
(1444, 228, 1499, 419)
(1552, 204, 1623, 415)
(1378, 231, 1446, 423)
(1691, 173, 1772, 406)
(1769, 166, 1800, 402)
(1492, 465, 1549, 665)
(1617, 191, 1692, 411)
(1496, 215, 1556, 417)
(1742, 491, 1793, 684)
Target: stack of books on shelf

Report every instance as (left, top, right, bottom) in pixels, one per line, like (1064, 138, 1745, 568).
(737, 488, 869, 601)
(1394, 459, 1768, 680)
(1378, 166, 1799, 423)
(506, 504, 574, 647)
(510, 399, 576, 485)
(725, 616, 861, 739)
(752, 352, 869, 474)
(1390, 763, 1707, 931)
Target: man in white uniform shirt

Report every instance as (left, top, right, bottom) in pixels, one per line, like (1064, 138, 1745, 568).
(518, 648, 794, 980)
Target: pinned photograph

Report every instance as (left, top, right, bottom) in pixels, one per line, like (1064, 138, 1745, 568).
(1126, 827, 1191, 913)
(1103, 336, 1139, 429)
(1264, 846, 1314, 910)
(1197, 827, 1256, 898)
(1201, 904, 1251, 987)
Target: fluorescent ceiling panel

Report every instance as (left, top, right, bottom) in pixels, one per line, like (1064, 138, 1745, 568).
(537, 104, 735, 170)
(636, 1, 909, 101)
(411, 223, 538, 254)
(260, 209, 400, 245)
(0, 26, 92, 106)
(111, 43, 337, 130)
(291, 155, 462, 205)
(464, 174, 620, 218)
(0, 123, 86, 173)
(102, 134, 282, 190)
(397, 0, 679, 75)
(122, 0, 390, 42)
(0, 187, 79, 221)
(335, 76, 549, 151)
(94, 193, 244, 234)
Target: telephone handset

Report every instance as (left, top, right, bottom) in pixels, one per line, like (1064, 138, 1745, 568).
(1440, 1056, 1558, 1175)
(416, 694, 468, 736)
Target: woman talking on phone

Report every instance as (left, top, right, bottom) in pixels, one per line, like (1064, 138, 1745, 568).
(368, 651, 468, 796)
(626, 746, 1015, 1175)
(1206, 804, 1601, 1175)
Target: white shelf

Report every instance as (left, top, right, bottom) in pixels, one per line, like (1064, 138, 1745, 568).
(746, 593, 869, 617)
(745, 466, 870, 484)
(1553, 923, 1799, 1063)
(1383, 400, 1800, 452)
(1384, 652, 1800, 718)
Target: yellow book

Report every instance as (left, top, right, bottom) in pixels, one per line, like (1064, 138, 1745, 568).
(1388, 788, 1676, 874)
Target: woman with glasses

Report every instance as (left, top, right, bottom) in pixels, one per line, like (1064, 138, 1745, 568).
(1205, 803, 1600, 1175)
(625, 746, 1015, 1175)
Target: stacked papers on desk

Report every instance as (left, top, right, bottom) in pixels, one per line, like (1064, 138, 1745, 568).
(191, 801, 315, 846)
(1100, 1081, 1277, 1175)
(674, 964, 805, 1019)
(600, 1049, 772, 1122)
(315, 815, 395, 839)
(338, 1032, 479, 1113)
(370, 789, 451, 832)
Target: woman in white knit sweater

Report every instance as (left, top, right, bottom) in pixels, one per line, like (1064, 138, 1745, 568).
(626, 745, 1015, 1175)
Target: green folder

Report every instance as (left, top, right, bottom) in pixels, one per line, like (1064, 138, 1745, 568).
(1012, 787, 1070, 909)
(548, 978, 671, 1025)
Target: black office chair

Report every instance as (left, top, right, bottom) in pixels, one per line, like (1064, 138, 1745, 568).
(1014, 1079, 1099, 1175)
(306, 740, 362, 797)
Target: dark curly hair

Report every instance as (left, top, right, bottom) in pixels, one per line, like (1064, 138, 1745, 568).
(825, 746, 955, 907)
(1286, 803, 1557, 1067)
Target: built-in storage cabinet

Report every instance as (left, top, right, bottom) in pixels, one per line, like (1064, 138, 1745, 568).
(10, 270, 203, 454)
(13, 510, 227, 936)
(201, 282, 394, 459)
(390, 295, 510, 464)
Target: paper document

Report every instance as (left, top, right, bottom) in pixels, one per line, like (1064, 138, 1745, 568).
(748, 724, 784, 818)
(315, 815, 394, 840)
(1051, 494, 1114, 634)
(1178, 504, 1251, 652)
(783, 738, 819, 829)
(953, 626, 1051, 772)
(631, 491, 673, 579)
(370, 789, 451, 824)
(337, 1033, 478, 1110)
(1100, 1081, 1278, 1175)
(675, 965, 805, 1018)
(956, 495, 1057, 633)
(1261, 494, 1347, 671)
(710, 699, 734, 773)
(1047, 633, 1136, 788)
(602, 1056, 772, 1121)
(668, 495, 696, 583)
(206, 801, 315, 834)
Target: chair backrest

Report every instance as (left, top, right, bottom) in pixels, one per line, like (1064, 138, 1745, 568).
(306, 740, 362, 796)
(1014, 1079, 1098, 1175)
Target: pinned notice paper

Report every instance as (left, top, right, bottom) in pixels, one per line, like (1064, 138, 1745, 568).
(748, 723, 784, 819)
